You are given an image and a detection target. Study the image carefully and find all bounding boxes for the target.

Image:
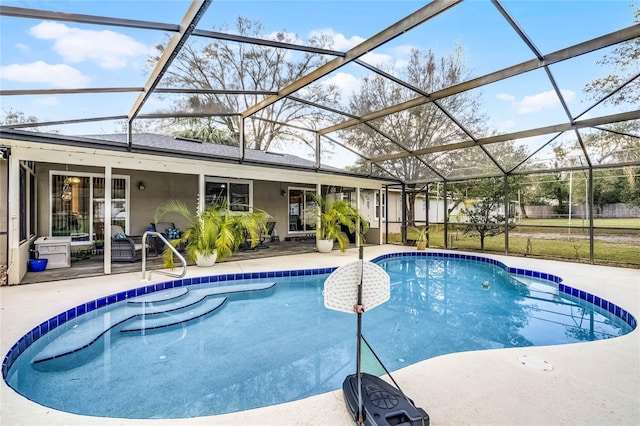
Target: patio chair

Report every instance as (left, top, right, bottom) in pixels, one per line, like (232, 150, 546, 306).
(149, 222, 182, 254)
(110, 225, 144, 262)
(259, 221, 277, 247)
(243, 221, 276, 250)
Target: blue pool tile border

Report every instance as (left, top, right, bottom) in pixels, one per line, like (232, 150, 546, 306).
(3, 252, 636, 380)
(371, 252, 636, 330)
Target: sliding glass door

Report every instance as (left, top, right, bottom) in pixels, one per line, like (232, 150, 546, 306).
(288, 188, 317, 232)
(50, 171, 128, 241)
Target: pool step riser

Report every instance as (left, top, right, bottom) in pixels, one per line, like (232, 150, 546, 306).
(120, 297, 228, 334)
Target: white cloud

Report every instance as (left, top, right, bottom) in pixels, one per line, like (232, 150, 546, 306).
(29, 21, 151, 69)
(516, 90, 558, 114)
(390, 44, 414, 57)
(309, 28, 364, 51)
(361, 51, 394, 68)
(15, 43, 29, 53)
(325, 72, 361, 99)
(497, 90, 575, 114)
(0, 61, 92, 88)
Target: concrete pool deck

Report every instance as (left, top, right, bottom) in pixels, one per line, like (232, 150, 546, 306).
(1, 245, 638, 425)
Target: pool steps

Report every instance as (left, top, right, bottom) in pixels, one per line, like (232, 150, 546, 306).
(120, 296, 227, 333)
(31, 282, 276, 365)
(126, 287, 189, 304)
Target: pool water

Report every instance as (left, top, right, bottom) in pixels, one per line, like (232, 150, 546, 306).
(5, 255, 633, 419)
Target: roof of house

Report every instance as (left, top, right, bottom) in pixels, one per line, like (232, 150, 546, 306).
(85, 133, 320, 169)
(2, 129, 398, 184)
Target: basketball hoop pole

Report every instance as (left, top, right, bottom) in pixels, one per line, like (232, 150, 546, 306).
(355, 246, 364, 425)
(322, 246, 393, 425)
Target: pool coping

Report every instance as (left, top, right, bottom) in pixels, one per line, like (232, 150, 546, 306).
(1, 245, 638, 425)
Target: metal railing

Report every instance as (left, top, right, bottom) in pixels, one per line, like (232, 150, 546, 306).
(141, 231, 187, 282)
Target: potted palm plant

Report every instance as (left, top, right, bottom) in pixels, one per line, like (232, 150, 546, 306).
(154, 200, 271, 267)
(309, 193, 369, 253)
(410, 226, 428, 250)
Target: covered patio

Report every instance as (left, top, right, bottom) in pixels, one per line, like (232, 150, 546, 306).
(19, 236, 323, 285)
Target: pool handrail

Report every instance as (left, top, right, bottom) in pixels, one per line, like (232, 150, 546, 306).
(141, 231, 187, 282)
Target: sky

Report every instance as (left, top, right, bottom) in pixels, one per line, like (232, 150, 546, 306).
(0, 0, 637, 167)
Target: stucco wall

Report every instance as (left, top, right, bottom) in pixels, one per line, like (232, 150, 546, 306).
(35, 164, 198, 238)
(253, 180, 292, 240)
(32, 168, 383, 244)
(125, 170, 197, 234)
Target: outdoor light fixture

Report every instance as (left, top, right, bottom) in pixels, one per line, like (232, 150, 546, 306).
(138, 182, 145, 191)
(0, 147, 9, 160)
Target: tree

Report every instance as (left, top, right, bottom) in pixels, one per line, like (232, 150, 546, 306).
(538, 173, 571, 216)
(541, 6, 640, 215)
(343, 46, 491, 226)
(149, 17, 340, 151)
(583, 5, 639, 107)
(579, 4, 639, 197)
(1, 109, 40, 128)
(173, 118, 238, 146)
(460, 177, 514, 251)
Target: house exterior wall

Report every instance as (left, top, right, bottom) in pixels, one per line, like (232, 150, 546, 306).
(124, 170, 197, 234)
(381, 192, 464, 237)
(35, 164, 198, 237)
(252, 180, 315, 240)
(2, 137, 389, 284)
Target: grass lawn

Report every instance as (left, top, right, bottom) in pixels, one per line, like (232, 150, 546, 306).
(387, 227, 640, 267)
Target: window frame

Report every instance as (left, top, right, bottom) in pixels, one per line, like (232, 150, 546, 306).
(49, 170, 129, 240)
(375, 191, 386, 221)
(204, 177, 253, 212)
(287, 186, 317, 233)
(18, 161, 36, 243)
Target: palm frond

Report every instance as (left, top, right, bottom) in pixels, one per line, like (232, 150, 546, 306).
(154, 199, 271, 265)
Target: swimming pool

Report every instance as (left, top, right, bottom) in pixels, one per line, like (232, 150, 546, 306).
(3, 252, 635, 419)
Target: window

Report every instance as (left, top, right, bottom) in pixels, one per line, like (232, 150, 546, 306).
(18, 161, 36, 242)
(205, 178, 252, 211)
(19, 166, 26, 241)
(51, 171, 128, 241)
(29, 168, 35, 235)
(375, 192, 386, 220)
(288, 188, 316, 232)
(92, 176, 128, 240)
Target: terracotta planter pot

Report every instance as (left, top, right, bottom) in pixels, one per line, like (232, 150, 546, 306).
(416, 241, 427, 250)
